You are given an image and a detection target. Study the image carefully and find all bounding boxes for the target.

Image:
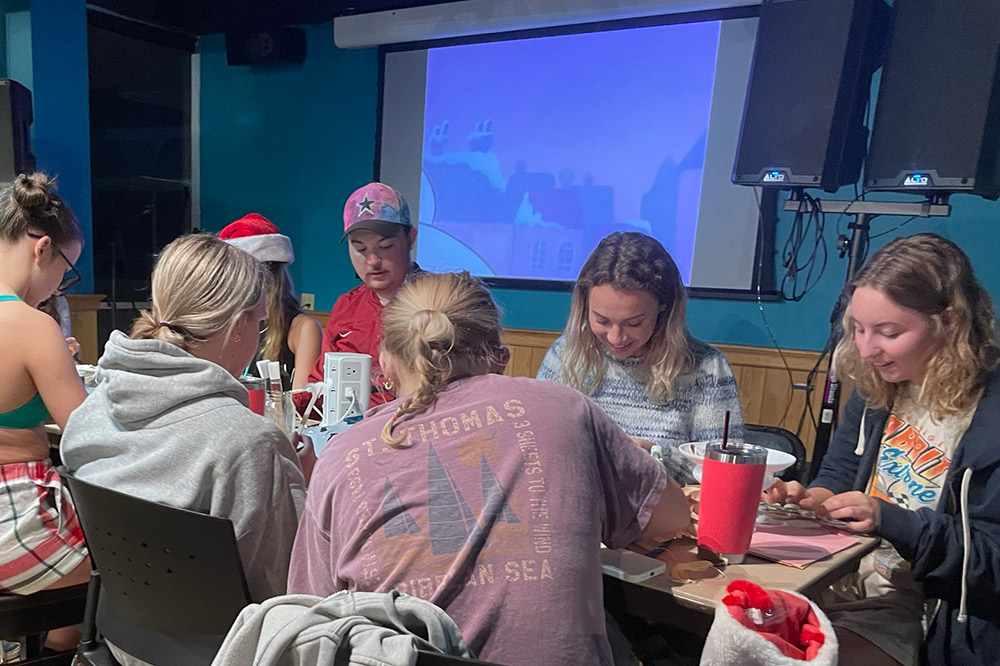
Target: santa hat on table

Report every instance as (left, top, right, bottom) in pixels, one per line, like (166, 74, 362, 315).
(218, 213, 295, 264)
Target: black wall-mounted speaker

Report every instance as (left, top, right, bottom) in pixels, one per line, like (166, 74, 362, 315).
(732, 0, 888, 192)
(0, 79, 34, 183)
(864, 0, 1000, 199)
(225, 27, 307, 66)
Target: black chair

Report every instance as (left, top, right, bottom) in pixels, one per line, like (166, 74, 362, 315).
(0, 583, 88, 665)
(59, 469, 252, 666)
(743, 424, 809, 483)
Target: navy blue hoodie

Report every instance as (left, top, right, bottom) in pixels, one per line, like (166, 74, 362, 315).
(811, 369, 1000, 665)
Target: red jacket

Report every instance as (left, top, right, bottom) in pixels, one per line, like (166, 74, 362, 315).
(307, 283, 392, 407)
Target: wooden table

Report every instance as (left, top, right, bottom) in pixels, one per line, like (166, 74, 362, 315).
(604, 534, 879, 634)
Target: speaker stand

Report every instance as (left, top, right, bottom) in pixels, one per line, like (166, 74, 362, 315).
(783, 193, 952, 479)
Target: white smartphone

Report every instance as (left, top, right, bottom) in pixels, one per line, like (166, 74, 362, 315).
(600, 548, 666, 582)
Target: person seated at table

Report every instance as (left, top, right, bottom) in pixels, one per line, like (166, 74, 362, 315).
(537, 231, 744, 484)
(219, 213, 322, 390)
(0, 173, 89, 649)
(38, 292, 81, 358)
(306, 182, 420, 406)
(61, 234, 307, 605)
(287, 271, 689, 666)
(765, 234, 1000, 666)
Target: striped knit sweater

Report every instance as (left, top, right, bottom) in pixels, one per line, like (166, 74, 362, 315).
(537, 334, 745, 484)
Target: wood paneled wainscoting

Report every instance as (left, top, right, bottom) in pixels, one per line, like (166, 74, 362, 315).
(499, 328, 846, 461)
(309, 309, 840, 460)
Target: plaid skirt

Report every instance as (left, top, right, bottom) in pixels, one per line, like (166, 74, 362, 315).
(0, 459, 88, 594)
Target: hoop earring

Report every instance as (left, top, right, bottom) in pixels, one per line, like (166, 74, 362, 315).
(383, 377, 395, 392)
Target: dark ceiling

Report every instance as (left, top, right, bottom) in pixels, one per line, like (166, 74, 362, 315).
(87, 0, 464, 36)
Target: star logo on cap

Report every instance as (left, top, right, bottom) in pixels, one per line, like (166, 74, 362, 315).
(356, 195, 376, 217)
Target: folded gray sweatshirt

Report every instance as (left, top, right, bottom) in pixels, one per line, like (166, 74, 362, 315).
(211, 591, 474, 666)
(62, 330, 306, 601)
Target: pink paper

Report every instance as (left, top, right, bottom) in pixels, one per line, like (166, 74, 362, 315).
(749, 522, 858, 568)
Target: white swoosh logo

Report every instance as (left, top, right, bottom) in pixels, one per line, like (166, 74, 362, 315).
(338, 331, 352, 338)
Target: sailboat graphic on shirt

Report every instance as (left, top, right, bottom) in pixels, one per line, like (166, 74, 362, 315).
(380, 442, 522, 555)
(427, 444, 480, 555)
(381, 478, 421, 538)
(481, 454, 519, 524)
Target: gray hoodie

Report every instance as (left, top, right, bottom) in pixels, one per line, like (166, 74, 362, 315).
(211, 591, 473, 666)
(62, 330, 306, 601)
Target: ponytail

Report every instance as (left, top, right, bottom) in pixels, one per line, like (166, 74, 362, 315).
(379, 273, 503, 447)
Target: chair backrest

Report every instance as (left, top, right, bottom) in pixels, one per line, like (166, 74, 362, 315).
(60, 468, 252, 666)
(743, 424, 808, 483)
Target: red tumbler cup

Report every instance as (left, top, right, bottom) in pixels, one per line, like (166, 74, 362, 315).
(239, 376, 266, 416)
(697, 442, 767, 563)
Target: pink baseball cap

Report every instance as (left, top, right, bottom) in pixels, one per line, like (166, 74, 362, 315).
(342, 182, 412, 241)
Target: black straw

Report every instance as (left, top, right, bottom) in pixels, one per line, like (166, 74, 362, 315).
(722, 410, 731, 451)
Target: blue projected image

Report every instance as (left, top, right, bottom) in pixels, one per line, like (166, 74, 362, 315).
(416, 21, 721, 283)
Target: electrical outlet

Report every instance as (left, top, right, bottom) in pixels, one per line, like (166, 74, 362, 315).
(340, 358, 366, 418)
(322, 352, 372, 424)
(341, 385, 364, 419)
(301, 292, 316, 311)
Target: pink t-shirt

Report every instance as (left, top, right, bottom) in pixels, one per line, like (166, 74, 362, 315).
(288, 373, 668, 665)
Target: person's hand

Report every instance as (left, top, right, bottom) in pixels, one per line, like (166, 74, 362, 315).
(292, 432, 317, 484)
(818, 492, 880, 533)
(632, 437, 656, 452)
(66, 337, 82, 360)
(762, 478, 811, 506)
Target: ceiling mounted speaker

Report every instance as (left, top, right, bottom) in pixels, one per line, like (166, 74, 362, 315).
(732, 0, 888, 192)
(225, 27, 307, 66)
(865, 0, 1000, 199)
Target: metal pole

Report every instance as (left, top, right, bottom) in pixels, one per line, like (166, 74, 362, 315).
(809, 213, 871, 479)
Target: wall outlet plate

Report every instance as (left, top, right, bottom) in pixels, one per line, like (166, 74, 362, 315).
(322, 352, 372, 425)
(300, 292, 316, 311)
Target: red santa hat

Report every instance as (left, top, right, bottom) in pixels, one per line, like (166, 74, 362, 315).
(218, 213, 295, 264)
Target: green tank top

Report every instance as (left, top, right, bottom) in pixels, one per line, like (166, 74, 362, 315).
(0, 295, 52, 428)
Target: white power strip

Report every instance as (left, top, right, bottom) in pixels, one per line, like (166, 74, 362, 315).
(322, 352, 372, 425)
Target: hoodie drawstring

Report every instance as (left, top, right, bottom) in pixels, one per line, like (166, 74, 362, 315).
(854, 409, 867, 456)
(957, 467, 973, 623)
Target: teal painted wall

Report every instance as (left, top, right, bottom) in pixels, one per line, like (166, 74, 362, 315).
(199, 27, 1000, 352)
(199, 26, 378, 307)
(1, 0, 94, 292)
(684, 194, 1000, 351)
(2, 1, 32, 88)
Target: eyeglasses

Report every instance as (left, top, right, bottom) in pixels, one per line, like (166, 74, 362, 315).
(27, 233, 81, 292)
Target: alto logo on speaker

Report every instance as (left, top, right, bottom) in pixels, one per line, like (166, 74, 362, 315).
(903, 173, 930, 187)
(763, 170, 787, 183)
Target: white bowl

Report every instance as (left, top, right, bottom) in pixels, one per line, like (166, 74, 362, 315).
(679, 441, 796, 486)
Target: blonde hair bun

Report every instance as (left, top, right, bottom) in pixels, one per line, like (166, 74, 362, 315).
(409, 309, 455, 351)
